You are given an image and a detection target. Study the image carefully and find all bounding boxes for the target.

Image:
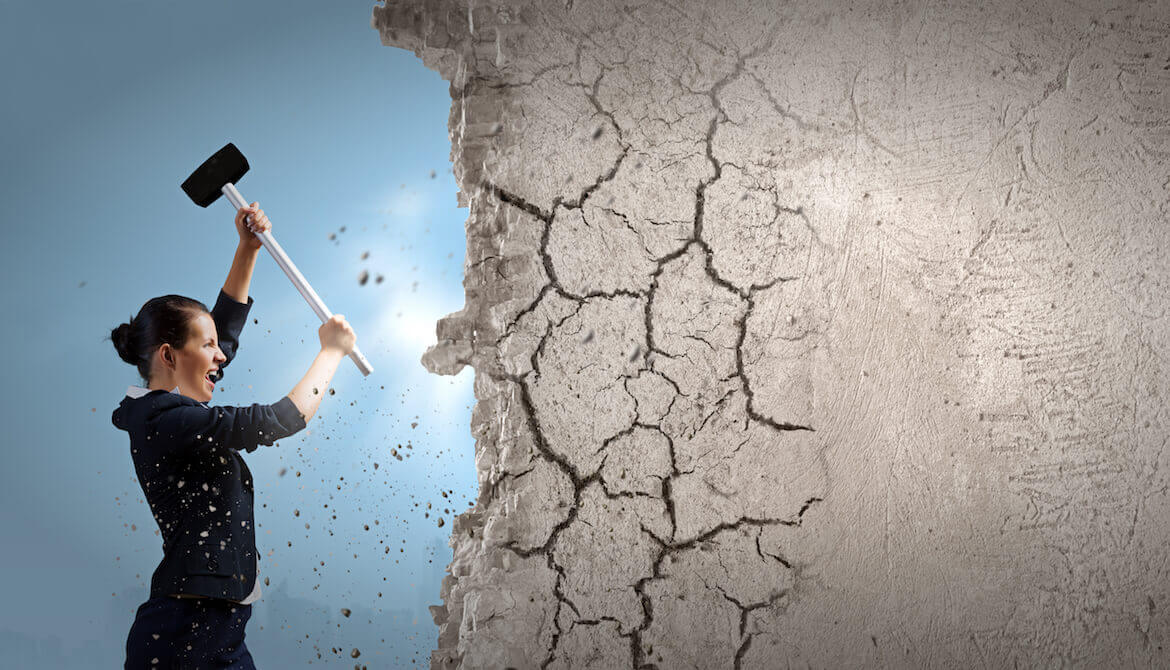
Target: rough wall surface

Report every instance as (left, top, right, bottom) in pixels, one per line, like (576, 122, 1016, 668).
(372, 1, 1170, 667)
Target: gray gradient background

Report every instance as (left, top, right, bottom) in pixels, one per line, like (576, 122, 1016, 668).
(0, 1, 472, 667)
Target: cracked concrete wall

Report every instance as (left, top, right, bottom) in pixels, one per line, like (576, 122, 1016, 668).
(372, 0, 1170, 667)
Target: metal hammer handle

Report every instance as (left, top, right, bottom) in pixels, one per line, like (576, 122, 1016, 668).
(222, 183, 373, 377)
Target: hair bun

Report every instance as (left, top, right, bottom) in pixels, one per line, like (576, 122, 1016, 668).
(111, 322, 136, 364)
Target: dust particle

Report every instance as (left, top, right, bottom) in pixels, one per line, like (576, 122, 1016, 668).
(429, 170, 436, 179)
(361, 251, 369, 260)
(359, 270, 369, 286)
(375, 274, 384, 284)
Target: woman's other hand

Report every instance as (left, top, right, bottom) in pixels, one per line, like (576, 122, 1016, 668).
(319, 314, 356, 356)
(235, 202, 271, 251)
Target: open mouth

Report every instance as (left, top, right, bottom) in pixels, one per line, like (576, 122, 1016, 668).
(205, 371, 215, 390)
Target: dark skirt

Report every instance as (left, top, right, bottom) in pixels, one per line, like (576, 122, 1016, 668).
(124, 595, 255, 669)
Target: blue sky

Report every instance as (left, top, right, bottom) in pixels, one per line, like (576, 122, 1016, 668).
(0, 1, 476, 666)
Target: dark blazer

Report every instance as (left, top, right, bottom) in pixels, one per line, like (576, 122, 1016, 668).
(112, 289, 306, 601)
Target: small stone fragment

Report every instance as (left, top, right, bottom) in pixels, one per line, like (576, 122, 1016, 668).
(359, 269, 369, 286)
(341, 608, 352, 618)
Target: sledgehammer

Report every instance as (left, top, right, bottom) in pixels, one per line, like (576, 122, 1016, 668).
(181, 142, 374, 376)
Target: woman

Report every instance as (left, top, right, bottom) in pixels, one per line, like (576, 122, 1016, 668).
(110, 202, 356, 669)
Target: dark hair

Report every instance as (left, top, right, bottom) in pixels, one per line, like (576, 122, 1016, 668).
(108, 295, 211, 383)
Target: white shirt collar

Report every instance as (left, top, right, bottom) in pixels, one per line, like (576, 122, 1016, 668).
(126, 385, 180, 399)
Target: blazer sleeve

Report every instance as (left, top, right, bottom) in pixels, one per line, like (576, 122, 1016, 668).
(209, 289, 253, 385)
(148, 396, 307, 454)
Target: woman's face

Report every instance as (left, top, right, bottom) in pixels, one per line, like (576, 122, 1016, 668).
(165, 312, 226, 403)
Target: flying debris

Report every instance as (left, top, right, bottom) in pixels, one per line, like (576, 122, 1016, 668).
(359, 269, 369, 286)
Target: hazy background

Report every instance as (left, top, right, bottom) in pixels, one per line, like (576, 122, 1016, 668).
(0, 1, 473, 666)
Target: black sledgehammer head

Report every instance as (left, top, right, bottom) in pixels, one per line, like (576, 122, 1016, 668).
(181, 143, 250, 207)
